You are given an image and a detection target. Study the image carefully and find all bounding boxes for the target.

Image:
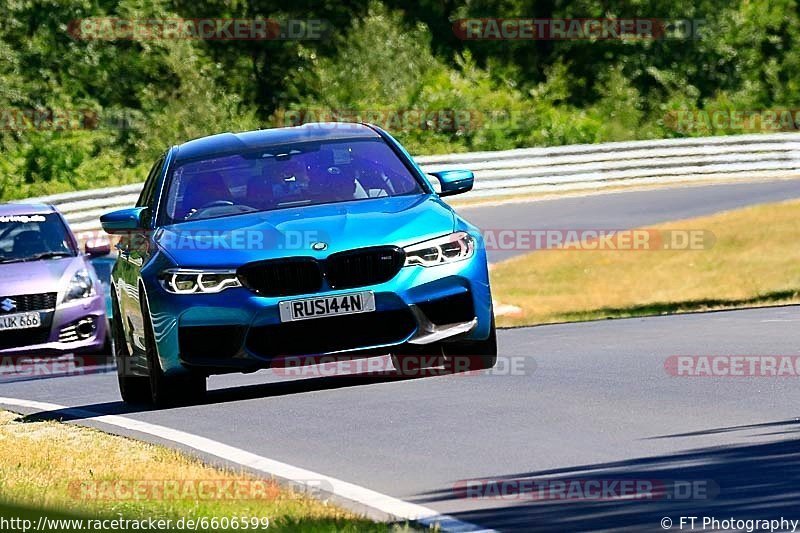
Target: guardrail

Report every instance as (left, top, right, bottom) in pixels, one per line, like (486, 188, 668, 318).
(20, 132, 800, 235)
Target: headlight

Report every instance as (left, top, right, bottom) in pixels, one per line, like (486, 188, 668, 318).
(64, 269, 95, 302)
(159, 269, 242, 294)
(403, 231, 475, 267)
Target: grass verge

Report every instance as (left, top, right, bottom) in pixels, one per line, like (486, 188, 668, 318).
(0, 410, 411, 532)
(490, 198, 800, 327)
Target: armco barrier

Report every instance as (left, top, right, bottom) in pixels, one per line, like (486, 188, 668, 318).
(18, 132, 800, 235)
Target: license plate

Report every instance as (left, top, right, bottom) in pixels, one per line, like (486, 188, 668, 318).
(279, 292, 376, 322)
(0, 312, 41, 331)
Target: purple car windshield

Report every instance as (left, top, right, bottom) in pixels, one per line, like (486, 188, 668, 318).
(0, 213, 75, 264)
(164, 138, 425, 223)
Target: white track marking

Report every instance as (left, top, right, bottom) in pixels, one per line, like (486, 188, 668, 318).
(0, 397, 494, 533)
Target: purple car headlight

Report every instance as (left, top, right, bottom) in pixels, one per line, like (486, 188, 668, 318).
(64, 269, 95, 302)
(403, 231, 475, 267)
(159, 268, 241, 294)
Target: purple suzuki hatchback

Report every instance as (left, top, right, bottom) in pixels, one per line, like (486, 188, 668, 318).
(0, 203, 108, 357)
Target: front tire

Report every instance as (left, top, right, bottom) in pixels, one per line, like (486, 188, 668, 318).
(442, 316, 497, 372)
(391, 316, 498, 375)
(112, 295, 150, 404)
(141, 296, 206, 407)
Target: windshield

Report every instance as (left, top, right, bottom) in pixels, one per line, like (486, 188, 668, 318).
(0, 213, 76, 264)
(163, 138, 425, 224)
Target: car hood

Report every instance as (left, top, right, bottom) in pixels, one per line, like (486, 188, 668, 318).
(156, 195, 456, 268)
(0, 256, 82, 296)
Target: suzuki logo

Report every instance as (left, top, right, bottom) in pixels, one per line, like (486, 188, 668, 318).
(311, 242, 328, 251)
(1, 298, 16, 312)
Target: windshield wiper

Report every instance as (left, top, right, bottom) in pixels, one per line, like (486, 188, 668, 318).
(26, 251, 74, 261)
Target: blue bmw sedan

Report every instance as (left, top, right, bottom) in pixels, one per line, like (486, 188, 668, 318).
(102, 123, 495, 406)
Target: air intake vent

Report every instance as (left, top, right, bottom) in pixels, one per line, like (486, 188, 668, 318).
(0, 293, 57, 312)
(246, 309, 416, 357)
(238, 258, 322, 297)
(326, 246, 404, 289)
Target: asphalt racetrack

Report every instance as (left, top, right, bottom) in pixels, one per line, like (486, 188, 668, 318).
(2, 179, 800, 532)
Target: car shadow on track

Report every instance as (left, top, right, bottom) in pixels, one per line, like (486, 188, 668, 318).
(15, 367, 452, 422)
(411, 419, 800, 532)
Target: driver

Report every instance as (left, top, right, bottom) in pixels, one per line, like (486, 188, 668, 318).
(181, 172, 231, 218)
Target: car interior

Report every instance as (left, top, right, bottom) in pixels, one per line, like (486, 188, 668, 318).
(166, 140, 423, 223)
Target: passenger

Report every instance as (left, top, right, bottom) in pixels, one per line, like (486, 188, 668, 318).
(272, 160, 311, 201)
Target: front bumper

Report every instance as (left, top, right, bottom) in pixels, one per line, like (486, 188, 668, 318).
(143, 248, 493, 375)
(0, 295, 108, 357)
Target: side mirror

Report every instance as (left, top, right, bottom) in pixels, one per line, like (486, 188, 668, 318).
(85, 239, 111, 256)
(100, 207, 148, 235)
(429, 170, 474, 197)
